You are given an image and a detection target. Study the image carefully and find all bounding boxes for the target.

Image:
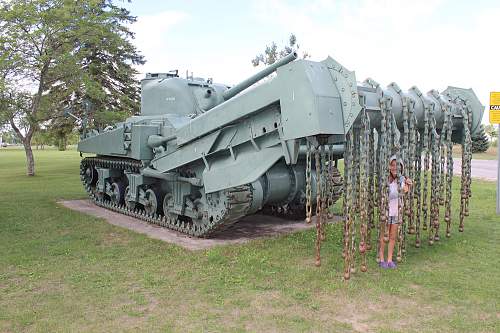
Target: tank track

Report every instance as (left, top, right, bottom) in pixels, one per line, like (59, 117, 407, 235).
(261, 166, 343, 220)
(80, 156, 253, 238)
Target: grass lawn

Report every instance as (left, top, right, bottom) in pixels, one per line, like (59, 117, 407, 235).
(452, 145, 498, 160)
(0, 148, 498, 332)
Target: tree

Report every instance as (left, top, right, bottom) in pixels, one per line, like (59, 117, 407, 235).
(252, 33, 310, 67)
(484, 124, 498, 141)
(49, 118, 74, 151)
(471, 124, 490, 153)
(32, 128, 51, 150)
(0, 0, 144, 176)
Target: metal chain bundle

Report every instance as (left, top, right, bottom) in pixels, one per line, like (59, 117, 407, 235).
(366, 128, 376, 251)
(359, 110, 370, 272)
(384, 99, 393, 246)
(314, 148, 323, 266)
(350, 128, 360, 275)
(414, 131, 423, 247)
(300, 88, 474, 279)
(390, 112, 404, 263)
(466, 106, 473, 215)
(439, 122, 446, 207)
(378, 98, 390, 255)
(459, 104, 473, 232)
(402, 97, 411, 244)
(444, 107, 454, 237)
(343, 130, 354, 280)
(422, 104, 431, 232)
(429, 114, 440, 245)
(305, 143, 313, 224)
(320, 146, 328, 242)
(327, 146, 335, 219)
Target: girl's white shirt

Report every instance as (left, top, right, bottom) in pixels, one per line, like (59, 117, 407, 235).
(388, 176, 405, 217)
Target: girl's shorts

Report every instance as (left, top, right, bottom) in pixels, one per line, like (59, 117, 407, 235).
(388, 216, 399, 225)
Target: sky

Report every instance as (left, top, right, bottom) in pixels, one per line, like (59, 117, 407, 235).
(122, 0, 500, 123)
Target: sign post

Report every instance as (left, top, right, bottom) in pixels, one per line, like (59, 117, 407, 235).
(490, 92, 500, 215)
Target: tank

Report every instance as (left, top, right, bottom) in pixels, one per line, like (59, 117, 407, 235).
(78, 52, 484, 237)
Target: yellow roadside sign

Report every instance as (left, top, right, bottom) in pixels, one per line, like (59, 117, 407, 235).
(490, 92, 500, 124)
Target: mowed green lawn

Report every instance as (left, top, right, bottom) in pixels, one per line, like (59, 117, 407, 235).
(452, 145, 498, 160)
(0, 148, 498, 332)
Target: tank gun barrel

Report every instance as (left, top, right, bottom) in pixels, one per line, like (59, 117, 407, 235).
(223, 51, 298, 101)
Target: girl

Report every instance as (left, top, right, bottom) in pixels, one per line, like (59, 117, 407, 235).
(378, 155, 412, 269)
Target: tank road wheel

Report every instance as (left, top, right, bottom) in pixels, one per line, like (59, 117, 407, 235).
(95, 181, 105, 202)
(110, 182, 126, 205)
(144, 188, 162, 216)
(162, 193, 177, 220)
(84, 165, 98, 186)
(82, 165, 98, 194)
(124, 186, 136, 210)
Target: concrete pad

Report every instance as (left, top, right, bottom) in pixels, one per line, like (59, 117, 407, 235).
(59, 199, 340, 250)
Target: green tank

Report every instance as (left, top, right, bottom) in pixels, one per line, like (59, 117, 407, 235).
(78, 52, 483, 237)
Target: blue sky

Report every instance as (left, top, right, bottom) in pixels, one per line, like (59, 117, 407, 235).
(123, 0, 500, 123)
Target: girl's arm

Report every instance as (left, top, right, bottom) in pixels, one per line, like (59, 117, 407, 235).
(403, 177, 413, 193)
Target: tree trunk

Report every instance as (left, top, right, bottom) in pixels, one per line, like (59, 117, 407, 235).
(23, 141, 35, 176)
(9, 119, 36, 176)
(57, 136, 67, 151)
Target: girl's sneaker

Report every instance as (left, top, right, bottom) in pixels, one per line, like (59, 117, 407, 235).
(379, 261, 387, 268)
(386, 261, 397, 269)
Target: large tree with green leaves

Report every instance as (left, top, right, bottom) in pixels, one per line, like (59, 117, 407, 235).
(0, 0, 144, 175)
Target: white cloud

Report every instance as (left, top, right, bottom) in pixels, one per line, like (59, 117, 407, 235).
(130, 10, 189, 75)
(252, 0, 500, 122)
(128, 1, 500, 123)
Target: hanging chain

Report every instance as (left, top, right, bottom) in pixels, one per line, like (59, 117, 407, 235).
(327, 145, 334, 219)
(465, 105, 473, 216)
(391, 112, 404, 263)
(439, 111, 446, 206)
(444, 106, 453, 237)
(422, 103, 430, 232)
(353, 131, 360, 216)
(429, 111, 440, 245)
(343, 130, 354, 280)
(366, 128, 376, 251)
(359, 110, 369, 272)
(402, 96, 410, 246)
(459, 104, 472, 232)
(350, 128, 360, 275)
(414, 131, 423, 248)
(434, 106, 443, 242)
(315, 147, 322, 267)
(320, 146, 328, 241)
(407, 106, 417, 239)
(400, 103, 416, 259)
(305, 142, 312, 224)
(378, 98, 390, 257)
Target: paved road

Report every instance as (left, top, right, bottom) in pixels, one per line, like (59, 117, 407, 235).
(453, 158, 498, 181)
